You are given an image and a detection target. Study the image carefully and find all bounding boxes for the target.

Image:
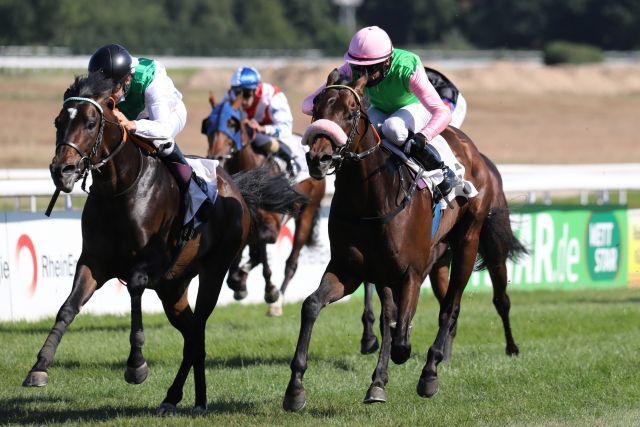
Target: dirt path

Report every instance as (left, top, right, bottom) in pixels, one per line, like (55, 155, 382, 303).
(1, 62, 639, 167)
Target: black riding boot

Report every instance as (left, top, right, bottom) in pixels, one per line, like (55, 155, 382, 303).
(275, 143, 300, 178)
(406, 139, 456, 198)
(162, 144, 213, 222)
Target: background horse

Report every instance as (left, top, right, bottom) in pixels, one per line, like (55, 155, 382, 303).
(283, 70, 523, 411)
(360, 152, 527, 358)
(204, 94, 326, 316)
(23, 73, 306, 415)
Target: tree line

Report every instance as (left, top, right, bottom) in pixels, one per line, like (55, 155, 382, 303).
(0, 0, 638, 55)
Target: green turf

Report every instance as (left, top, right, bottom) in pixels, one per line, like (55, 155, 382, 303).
(1, 288, 639, 426)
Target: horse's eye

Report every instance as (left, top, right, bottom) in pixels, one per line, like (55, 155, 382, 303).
(86, 120, 96, 130)
(227, 118, 239, 132)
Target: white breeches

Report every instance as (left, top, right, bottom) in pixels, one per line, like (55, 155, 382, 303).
(368, 103, 433, 147)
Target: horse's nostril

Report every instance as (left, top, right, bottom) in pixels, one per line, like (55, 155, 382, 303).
(320, 154, 333, 163)
(61, 164, 77, 176)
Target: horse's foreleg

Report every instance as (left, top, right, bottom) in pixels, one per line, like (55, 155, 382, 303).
(419, 229, 480, 398)
(124, 267, 149, 385)
(487, 261, 520, 356)
(259, 242, 279, 304)
(23, 263, 100, 387)
(156, 286, 194, 416)
(429, 249, 455, 361)
(364, 286, 394, 403)
(190, 262, 228, 413)
(283, 263, 361, 412)
(390, 270, 421, 365)
(360, 282, 379, 354)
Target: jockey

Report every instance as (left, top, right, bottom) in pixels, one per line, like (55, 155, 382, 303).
(223, 66, 300, 177)
(87, 43, 212, 220)
(426, 67, 467, 129)
(302, 26, 456, 197)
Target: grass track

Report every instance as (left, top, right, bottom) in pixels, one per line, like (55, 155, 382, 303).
(1, 288, 639, 426)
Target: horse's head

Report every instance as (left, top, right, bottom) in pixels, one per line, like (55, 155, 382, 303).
(50, 73, 124, 193)
(203, 94, 244, 165)
(302, 69, 369, 179)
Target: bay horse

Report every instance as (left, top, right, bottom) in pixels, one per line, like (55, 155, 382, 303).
(283, 70, 524, 410)
(204, 94, 326, 316)
(360, 152, 526, 358)
(22, 73, 306, 415)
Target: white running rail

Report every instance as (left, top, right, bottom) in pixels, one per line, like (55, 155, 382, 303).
(1, 163, 639, 212)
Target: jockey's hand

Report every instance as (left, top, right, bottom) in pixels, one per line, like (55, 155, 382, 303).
(404, 132, 427, 154)
(244, 118, 265, 134)
(113, 109, 137, 133)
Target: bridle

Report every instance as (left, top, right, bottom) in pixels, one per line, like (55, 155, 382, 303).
(57, 96, 130, 190)
(319, 85, 423, 223)
(319, 84, 380, 173)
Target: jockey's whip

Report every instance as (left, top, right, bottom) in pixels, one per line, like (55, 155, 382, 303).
(44, 189, 60, 217)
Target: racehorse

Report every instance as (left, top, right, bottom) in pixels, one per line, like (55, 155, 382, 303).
(359, 153, 526, 358)
(204, 94, 326, 316)
(22, 73, 306, 415)
(283, 70, 525, 410)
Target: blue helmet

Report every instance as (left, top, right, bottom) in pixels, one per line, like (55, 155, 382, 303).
(230, 66, 261, 90)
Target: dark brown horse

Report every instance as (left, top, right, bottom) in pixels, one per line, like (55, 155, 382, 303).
(360, 153, 526, 359)
(204, 94, 326, 316)
(283, 70, 525, 410)
(22, 73, 305, 415)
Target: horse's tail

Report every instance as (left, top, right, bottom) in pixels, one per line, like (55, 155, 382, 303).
(233, 167, 308, 233)
(305, 207, 321, 247)
(475, 207, 528, 271)
(475, 154, 529, 271)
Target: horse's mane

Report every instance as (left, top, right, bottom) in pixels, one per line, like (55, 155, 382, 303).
(63, 73, 114, 100)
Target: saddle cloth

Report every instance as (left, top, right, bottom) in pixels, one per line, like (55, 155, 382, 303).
(184, 158, 219, 227)
(382, 135, 479, 206)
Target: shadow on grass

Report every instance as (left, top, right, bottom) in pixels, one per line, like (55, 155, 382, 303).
(0, 396, 155, 425)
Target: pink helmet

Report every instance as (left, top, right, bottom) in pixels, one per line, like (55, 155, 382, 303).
(344, 26, 393, 65)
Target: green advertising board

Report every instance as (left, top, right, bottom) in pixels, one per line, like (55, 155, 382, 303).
(467, 205, 627, 291)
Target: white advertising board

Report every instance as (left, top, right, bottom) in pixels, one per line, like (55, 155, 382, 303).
(0, 212, 330, 321)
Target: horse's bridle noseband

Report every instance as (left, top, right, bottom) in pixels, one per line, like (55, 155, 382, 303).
(58, 96, 128, 189)
(318, 84, 380, 173)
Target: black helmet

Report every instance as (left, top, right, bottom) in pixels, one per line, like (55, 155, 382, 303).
(88, 44, 133, 82)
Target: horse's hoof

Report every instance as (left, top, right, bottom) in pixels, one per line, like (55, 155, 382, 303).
(156, 402, 177, 416)
(124, 362, 148, 384)
(390, 343, 411, 365)
(506, 344, 520, 356)
(264, 287, 280, 304)
(192, 404, 207, 415)
(363, 385, 386, 403)
(233, 290, 248, 301)
(417, 376, 439, 398)
(22, 371, 48, 387)
(283, 392, 306, 412)
(360, 337, 379, 355)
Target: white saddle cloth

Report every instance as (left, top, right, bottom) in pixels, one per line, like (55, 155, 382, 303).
(184, 158, 219, 227)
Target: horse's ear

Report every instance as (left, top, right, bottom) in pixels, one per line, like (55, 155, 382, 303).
(106, 97, 116, 110)
(326, 68, 340, 86)
(354, 72, 368, 93)
(209, 91, 216, 108)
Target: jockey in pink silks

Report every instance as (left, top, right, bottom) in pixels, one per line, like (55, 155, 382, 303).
(303, 26, 456, 197)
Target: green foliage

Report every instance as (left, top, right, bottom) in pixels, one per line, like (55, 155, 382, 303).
(1, 289, 640, 424)
(543, 40, 604, 65)
(0, 0, 638, 53)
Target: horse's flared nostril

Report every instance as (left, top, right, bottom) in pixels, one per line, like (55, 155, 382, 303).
(61, 164, 77, 177)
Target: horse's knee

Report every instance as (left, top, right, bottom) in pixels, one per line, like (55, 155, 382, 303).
(301, 295, 322, 320)
(129, 270, 148, 294)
